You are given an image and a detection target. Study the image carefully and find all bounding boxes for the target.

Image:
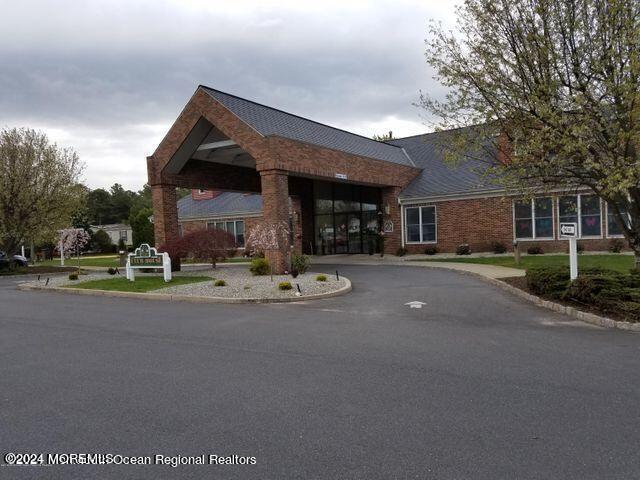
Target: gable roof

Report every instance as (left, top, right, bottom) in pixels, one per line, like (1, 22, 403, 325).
(201, 86, 414, 167)
(389, 128, 503, 200)
(177, 192, 262, 220)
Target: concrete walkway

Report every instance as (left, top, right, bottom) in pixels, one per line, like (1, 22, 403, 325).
(311, 254, 525, 279)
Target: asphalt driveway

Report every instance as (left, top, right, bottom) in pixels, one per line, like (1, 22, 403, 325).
(0, 265, 638, 479)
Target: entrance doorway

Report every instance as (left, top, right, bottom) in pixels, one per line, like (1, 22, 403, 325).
(313, 181, 380, 254)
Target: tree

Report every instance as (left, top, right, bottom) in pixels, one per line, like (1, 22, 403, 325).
(245, 221, 291, 257)
(0, 128, 84, 256)
(86, 188, 114, 225)
(159, 229, 236, 268)
(59, 228, 90, 270)
(422, 0, 640, 267)
(372, 130, 394, 142)
(129, 207, 154, 247)
(109, 183, 135, 223)
(92, 229, 113, 253)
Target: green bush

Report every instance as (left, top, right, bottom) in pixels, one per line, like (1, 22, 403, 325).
(456, 244, 471, 255)
(424, 246, 438, 255)
(564, 272, 640, 322)
(527, 245, 544, 255)
(316, 274, 327, 282)
(250, 257, 270, 276)
(278, 281, 292, 290)
(526, 266, 570, 298)
(526, 265, 640, 322)
(396, 247, 408, 257)
(68, 273, 79, 280)
(492, 241, 507, 254)
(214, 279, 226, 287)
(291, 254, 311, 274)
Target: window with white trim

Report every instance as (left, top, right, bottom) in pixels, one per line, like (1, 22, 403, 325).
(405, 206, 436, 243)
(606, 203, 629, 237)
(558, 194, 602, 238)
(207, 219, 245, 247)
(514, 197, 553, 239)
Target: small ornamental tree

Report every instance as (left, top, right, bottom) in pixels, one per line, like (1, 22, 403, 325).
(160, 229, 236, 268)
(59, 228, 90, 270)
(245, 221, 291, 257)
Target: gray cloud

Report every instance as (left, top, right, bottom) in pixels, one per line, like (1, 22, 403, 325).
(0, 0, 454, 189)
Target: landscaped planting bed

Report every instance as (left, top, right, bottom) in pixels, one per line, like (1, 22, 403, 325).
(156, 268, 346, 300)
(23, 265, 349, 302)
(502, 265, 640, 323)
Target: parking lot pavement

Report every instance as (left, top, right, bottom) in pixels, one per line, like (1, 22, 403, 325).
(0, 265, 638, 479)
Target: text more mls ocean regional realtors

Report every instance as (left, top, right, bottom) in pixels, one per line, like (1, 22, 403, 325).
(3, 452, 257, 468)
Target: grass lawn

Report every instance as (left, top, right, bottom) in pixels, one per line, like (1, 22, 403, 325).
(67, 275, 211, 293)
(40, 255, 120, 268)
(413, 254, 634, 273)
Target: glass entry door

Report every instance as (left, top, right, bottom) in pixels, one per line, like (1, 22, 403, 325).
(312, 181, 381, 254)
(347, 214, 361, 253)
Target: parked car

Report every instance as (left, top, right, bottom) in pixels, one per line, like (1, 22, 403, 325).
(0, 251, 28, 268)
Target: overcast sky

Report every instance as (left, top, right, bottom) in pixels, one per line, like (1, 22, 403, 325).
(1, 0, 456, 190)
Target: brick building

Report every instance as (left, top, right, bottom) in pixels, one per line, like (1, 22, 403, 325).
(149, 85, 627, 272)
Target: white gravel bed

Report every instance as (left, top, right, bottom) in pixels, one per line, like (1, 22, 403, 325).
(24, 266, 347, 301)
(156, 267, 346, 300)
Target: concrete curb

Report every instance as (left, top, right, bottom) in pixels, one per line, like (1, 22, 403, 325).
(410, 263, 640, 332)
(17, 277, 352, 305)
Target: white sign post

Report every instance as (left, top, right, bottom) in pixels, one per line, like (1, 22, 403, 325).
(126, 244, 172, 282)
(560, 222, 578, 280)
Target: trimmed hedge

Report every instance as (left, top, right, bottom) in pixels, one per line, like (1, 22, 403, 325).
(526, 266, 570, 298)
(526, 265, 640, 322)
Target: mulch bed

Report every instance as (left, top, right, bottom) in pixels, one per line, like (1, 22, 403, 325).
(500, 276, 638, 324)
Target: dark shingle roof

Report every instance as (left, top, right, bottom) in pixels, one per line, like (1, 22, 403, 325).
(201, 86, 414, 167)
(177, 192, 262, 220)
(389, 129, 503, 199)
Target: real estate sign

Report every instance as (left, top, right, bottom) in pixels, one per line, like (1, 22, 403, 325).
(126, 244, 172, 282)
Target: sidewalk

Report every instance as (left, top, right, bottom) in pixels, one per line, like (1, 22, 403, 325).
(310, 254, 525, 279)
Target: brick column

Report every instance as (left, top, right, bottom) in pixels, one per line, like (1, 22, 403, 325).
(151, 183, 181, 271)
(260, 169, 291, 273)
(381, 186, 402, 255)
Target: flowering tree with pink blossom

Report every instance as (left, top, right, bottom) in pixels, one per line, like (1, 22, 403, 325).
(245, 221, 290, 257)
(59, 228, 90, 270)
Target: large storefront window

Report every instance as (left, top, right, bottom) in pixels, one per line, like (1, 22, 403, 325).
(313, 181, 380, 254)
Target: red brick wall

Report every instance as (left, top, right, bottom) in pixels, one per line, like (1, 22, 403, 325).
(402, 195, 627, 254)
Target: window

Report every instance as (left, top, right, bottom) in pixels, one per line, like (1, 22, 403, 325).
(405, 206, 436, 243)
(558, 195, 601, 238)
(119, 230, 128, 241)
(514, 197, 554, 239)
(206, 219, 245, 247)
(607, 203, 629, 237)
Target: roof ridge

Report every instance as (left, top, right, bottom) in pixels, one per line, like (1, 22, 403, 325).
(199, 85, 406, 152)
